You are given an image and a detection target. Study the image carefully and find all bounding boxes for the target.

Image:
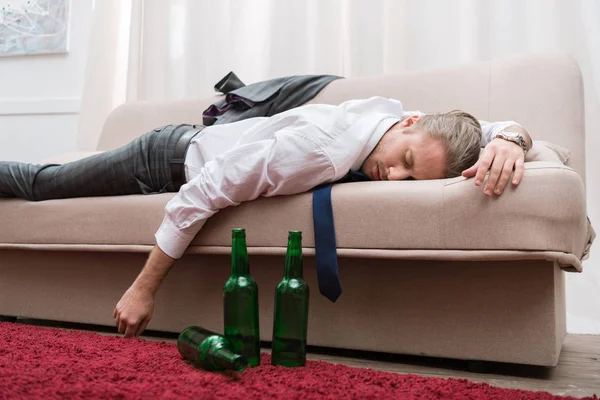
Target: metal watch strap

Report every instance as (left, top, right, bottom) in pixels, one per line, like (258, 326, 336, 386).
(497, 131, 528, 155)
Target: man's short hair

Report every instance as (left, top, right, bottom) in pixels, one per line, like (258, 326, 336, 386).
(412, 111, 482, 178)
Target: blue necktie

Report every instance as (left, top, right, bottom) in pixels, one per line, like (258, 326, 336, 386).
(312, 171, 371, 302)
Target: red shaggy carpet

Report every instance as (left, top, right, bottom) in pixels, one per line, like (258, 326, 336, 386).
(0, 323, 595, 400)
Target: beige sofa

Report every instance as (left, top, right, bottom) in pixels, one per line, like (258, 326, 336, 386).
(0, 53, 594, 367)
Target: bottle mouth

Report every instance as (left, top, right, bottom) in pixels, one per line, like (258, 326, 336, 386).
(232, 356, 248, 372)
(215, 347, 248, 372)
(232, 228, 246, 238)
(288, 230, 302, 239)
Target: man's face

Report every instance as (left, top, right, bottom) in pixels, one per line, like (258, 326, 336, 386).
(361, 116, 447, 181)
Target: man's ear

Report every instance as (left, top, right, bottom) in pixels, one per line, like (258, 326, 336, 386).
(400, 115, 420, 128)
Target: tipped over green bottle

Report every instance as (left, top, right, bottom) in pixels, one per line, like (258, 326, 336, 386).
(177, 326, 247, 372)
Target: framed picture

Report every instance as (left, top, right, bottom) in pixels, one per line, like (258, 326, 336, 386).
(0, 0, 70, 57)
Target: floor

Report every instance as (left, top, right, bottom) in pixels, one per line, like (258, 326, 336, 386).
(305, 335, 600, 398)
(11, 319, 600, 398)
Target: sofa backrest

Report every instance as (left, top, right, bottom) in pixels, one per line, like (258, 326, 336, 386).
(97, 53, 586, 182)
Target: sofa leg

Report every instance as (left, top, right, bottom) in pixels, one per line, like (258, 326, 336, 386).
(0, 316, 17, 323)
(466, 360, 489, 373)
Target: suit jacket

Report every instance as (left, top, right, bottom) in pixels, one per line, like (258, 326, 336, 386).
(202, 71, 343, 126)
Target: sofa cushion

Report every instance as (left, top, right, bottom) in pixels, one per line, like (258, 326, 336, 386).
(527, 141, 571, 164)
(0, 160, 591, 271)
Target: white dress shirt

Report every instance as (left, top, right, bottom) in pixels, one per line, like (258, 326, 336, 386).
(155, 96, 520, 258)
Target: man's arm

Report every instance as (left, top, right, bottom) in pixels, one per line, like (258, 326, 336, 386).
(463, 124, 532, 196)
(114, 132, 335, 338)
(502, 124, 532, 149)
(480, 120, 532, 149)
(114, 245, 175, 338)
(479, 120, 531, 147)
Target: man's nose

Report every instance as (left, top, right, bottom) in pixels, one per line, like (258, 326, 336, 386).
(387, 166, 408, 181)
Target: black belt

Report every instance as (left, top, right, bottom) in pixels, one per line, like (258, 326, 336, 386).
(170, 126, 204, 191)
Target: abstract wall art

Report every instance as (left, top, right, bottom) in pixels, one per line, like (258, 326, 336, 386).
(0, 0, 70, 57)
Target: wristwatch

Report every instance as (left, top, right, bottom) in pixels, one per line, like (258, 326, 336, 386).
(496, 130, 529, 155)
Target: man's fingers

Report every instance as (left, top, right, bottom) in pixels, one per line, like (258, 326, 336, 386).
(115, 314, 121, 329)
(462, 161, 479, 178)
(118, 319, 126, 335)
(135, 318, 150, 338)
(493, 158, 515, 195)
(474, 152, 494, 186)
(512, 158, 525, 185)
(124, 321, 138, 338)
(484, 156, 506, 195)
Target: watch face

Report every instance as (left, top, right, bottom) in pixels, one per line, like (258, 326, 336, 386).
(502, 131, 519, 138)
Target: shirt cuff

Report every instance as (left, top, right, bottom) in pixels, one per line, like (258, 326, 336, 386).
(154, 216, 198, 259)
(490, 121, 521, 138)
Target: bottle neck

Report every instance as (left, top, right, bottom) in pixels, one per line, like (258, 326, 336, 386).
(284, 234, 303, 279)
(231, 233, 249, 277)
(213, 347, 247, 372)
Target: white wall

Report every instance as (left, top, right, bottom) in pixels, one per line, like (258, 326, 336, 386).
(567, 53, 600, 334)
(0, 0, 94, 163)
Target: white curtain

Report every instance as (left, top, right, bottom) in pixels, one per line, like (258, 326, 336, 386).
(78, 0, 600, 333)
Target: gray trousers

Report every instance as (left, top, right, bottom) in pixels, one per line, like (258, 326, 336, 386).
(0, 124, 197, 201)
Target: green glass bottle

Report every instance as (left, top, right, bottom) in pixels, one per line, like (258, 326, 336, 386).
(177, 326, 247, 372)
(223, 228, 261, 367)
(271, 230, 310, 367)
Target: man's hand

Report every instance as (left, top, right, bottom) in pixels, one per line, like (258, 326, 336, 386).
(113, 245, 176, 338)
(114, 284, 154, 338)
(462, 138, 526, 196)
